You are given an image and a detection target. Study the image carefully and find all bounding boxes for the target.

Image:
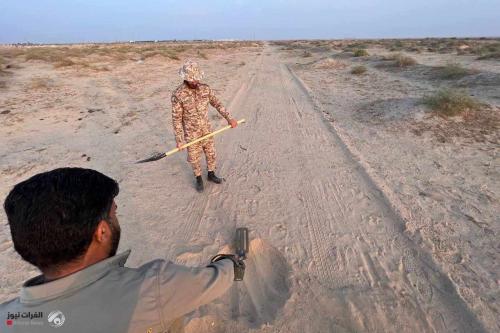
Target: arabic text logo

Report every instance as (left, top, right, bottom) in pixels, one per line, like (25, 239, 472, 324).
(48, 310, 65, 327)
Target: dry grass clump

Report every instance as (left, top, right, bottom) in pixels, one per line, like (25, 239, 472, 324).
(17, 44, 185, 65)
(112, 46, 181, 61)
(422, 89, 481, 117)
(29, 77, 53, 90)
(0, 47, 26, 60)
(53, 59, 77, 68)
(353, 49, 369, 57)
(1, 41, 260, 70)
(383, 53, 417, 67)
(0, 56, 7, 87)
(197, 51, 208, 60)
(312, 58, 347, 69)
(472, 42, 500, 59)
(394, 54, 417, 67)
(24, 47, 95, 62)
(435, 62, 474, 80)
(0, 60, 15, 80)
(477, 51, 500, 60)
(351, 65, 367, 75)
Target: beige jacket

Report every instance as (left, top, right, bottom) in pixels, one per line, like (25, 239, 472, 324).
(0, 250, 234, 333)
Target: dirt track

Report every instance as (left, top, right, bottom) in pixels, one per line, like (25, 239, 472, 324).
(0, 44, 494, 332)
(171, 46, 484, 332)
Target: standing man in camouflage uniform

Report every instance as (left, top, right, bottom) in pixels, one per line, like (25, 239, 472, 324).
(171, 60, 238, 192)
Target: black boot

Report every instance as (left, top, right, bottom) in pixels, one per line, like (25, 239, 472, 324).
(207, 171, 223, 184)
(195, 176, 204, 192)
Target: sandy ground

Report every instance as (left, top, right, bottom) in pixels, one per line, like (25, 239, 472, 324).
(1, 42, 498, 332)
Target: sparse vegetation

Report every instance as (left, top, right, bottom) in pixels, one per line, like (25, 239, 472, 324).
(382, 53, 417, 67)
(302, 51, 312, 57)
(353, 49, 369, 57)
(471, 42, 500, 58)
(29, 77, 53, 90)
(0, 41, 262, 69)
(435, 62, 473, 80)
(477, 52, 500, 60)
(394, 54, 417, 67)
(53, 59, 77, 68)
(422, 89, 481, 117)
(197, 51, 208, 60)
(312, 58, 347, 69)
(351, 65, 367, 75)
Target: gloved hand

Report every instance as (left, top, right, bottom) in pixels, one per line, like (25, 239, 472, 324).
(210, 254, 246, 281)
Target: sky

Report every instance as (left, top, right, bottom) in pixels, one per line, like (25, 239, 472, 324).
(0, 0, 499, 44)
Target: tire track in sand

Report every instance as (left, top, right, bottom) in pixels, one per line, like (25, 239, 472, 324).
(182, 46, 486, 332)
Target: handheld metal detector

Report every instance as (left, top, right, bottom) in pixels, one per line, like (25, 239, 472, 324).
(235, 227, 249, 260)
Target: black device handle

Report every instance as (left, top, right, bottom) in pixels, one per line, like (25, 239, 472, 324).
(235, 227, 249, 259)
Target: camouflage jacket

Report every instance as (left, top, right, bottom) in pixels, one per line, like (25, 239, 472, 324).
(171, 83, 230, 144)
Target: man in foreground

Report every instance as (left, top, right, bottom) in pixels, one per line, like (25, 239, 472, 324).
(1, 168, 243, 332)
(171, 60, 238, 192)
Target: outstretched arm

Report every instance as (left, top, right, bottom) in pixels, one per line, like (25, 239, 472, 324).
(157, 259, 234, 321)
(209, 88, 237, 128)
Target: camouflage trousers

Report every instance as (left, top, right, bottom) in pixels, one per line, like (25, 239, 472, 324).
(187, 137, 216, 177)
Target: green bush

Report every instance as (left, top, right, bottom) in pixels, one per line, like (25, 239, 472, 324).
(353, 49, 369, 57)
(422, 89, 481, 117)
(436, 62, 472, 79)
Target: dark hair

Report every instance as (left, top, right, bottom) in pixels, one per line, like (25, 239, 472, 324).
(4, 168, 119, 270)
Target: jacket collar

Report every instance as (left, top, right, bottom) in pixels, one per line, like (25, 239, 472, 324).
(20, 250, 131, 304)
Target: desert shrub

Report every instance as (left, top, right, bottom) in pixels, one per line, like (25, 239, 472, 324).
(393, 40, 404, 48)
(436, 62, 472, 79)
(471, 42, 500, 56)
(351, 65, 367, 75)
(395, 54, 416, 67)
(422, 89, 481, 117)
(313, 58, 347, 69)
(477, 51, 500, 60)
(302, 51, 312, 57)
(353, 49, 369, 57)
(167, 52, 180, 60)
(0, 57, 13, 76)
(54, 59, 76, 68)
(24, 47, 95, 63)
(381, 53, 417, 67)
(197, 51, 208, 60)
(381, 54, 397, 61)
(29, 77, 52, 90)
(25, 48, 56, 62)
